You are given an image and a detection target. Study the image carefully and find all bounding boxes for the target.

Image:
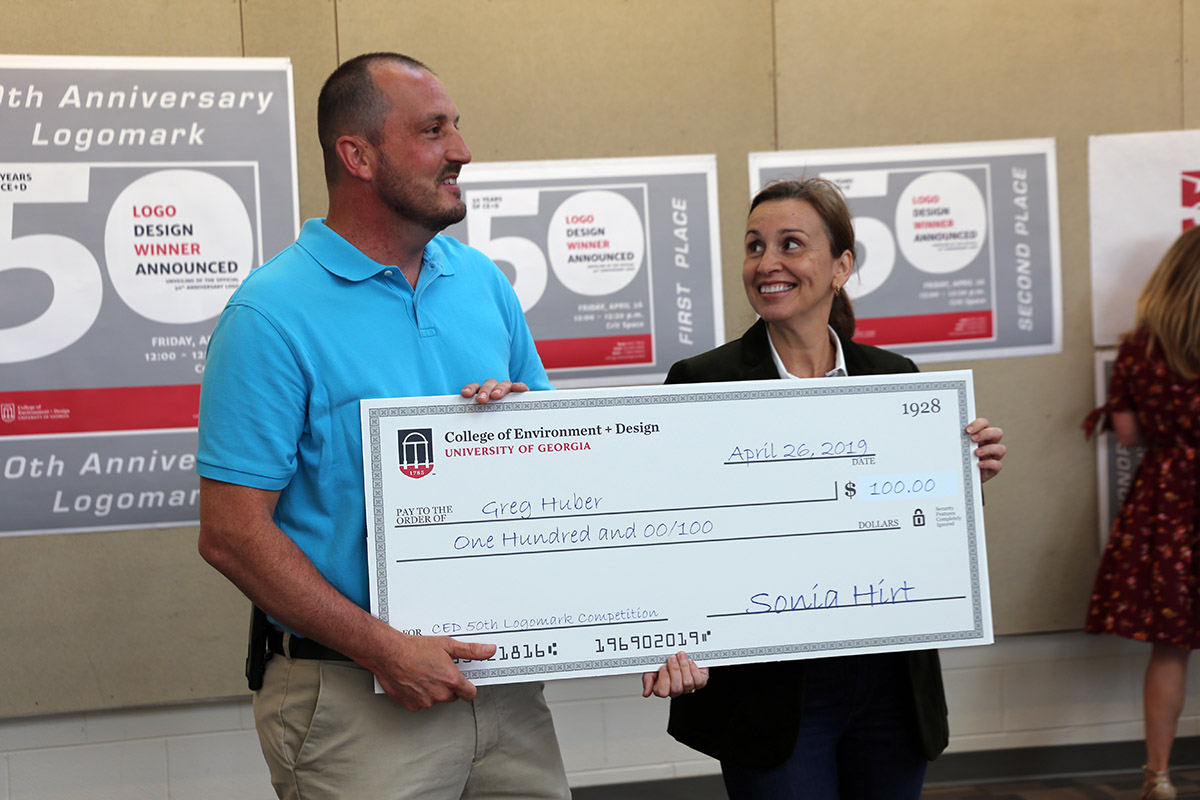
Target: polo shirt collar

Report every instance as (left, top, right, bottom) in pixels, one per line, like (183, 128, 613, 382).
(295, 218, 457, 283)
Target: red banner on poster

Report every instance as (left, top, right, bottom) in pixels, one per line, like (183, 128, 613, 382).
(854, 312, 993, 347)
(0, 385, 201, 436)
(536, 335, 653, 369)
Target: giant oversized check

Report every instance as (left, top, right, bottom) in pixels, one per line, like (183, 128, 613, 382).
(362, 371, 992, 685)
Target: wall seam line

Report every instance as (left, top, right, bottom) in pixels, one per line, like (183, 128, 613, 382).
(334, 0, 342, 65)
(771, 0, 779, 149)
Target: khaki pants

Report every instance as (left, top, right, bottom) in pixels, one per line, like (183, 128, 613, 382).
(254, 653, 571, 799)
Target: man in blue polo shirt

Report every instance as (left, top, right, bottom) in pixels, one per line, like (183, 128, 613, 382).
(196, 53, 570, 799)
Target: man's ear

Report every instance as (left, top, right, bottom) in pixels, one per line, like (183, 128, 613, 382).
(335, 135, 374, 182)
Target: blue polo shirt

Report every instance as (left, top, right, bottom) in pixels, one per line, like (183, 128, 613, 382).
(197, 218, 551, 610)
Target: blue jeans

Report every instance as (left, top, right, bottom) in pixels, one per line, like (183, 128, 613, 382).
(720, 653, 928, 800)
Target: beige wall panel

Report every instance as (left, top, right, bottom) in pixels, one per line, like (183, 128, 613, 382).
(334, 0, 776, 334)
(772, 0, 1183, 635)
(1186, 0, 1200, 128)
(241, 0, 339, 224)
(0, 527, 249, 716)
(773, 0, 1181, 149)
(0, 0, 242, 55)
(0, 0, 288, 716)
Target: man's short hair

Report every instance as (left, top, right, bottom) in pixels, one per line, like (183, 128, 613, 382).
(317, 52, 432, 184)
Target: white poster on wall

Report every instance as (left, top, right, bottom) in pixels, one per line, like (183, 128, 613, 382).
(442, 155, 723, 387)
(0, 55, 298, 537)
(750, 139, 1062, 363)
(1093, 350, 1145, 552)
(1088, 129, 1200, 346)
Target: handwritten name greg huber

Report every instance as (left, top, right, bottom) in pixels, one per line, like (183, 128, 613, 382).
(443, 422, 661, 458)
(481, 492, 603, 519)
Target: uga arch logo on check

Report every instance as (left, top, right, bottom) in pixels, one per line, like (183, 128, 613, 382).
(397, 428, 434, 479)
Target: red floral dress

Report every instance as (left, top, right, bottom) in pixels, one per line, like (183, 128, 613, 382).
(1085, 328, 1200, 648)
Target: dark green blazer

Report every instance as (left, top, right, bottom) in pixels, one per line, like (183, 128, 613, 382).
(664, 319, 950, 770)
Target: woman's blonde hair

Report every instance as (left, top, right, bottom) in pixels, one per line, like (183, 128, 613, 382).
(1134, 225, 1200, 380)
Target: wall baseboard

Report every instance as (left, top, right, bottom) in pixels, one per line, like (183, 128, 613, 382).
(926, 736, 1200, 784)
(571, 737, 1200, 798)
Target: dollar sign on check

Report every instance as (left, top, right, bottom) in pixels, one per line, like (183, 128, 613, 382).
(844, 481, 857, 498)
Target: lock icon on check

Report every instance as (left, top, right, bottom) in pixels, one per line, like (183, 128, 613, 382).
(912, 508, 926, 527)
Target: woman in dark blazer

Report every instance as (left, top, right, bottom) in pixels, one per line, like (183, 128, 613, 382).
(642, 178, 1006, 799)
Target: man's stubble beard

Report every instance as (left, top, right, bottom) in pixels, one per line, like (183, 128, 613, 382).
(376, 152, 467, 233)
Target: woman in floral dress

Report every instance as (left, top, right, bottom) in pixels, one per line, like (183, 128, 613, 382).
(1085, 225, 1200, 800)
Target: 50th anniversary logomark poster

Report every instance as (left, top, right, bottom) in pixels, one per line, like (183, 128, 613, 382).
(0, 55, 297, 536)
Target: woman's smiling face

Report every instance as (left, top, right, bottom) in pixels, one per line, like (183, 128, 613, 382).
(742, 198, 852, 328)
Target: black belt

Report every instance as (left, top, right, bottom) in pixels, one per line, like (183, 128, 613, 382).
(266, 627, 353, 662)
